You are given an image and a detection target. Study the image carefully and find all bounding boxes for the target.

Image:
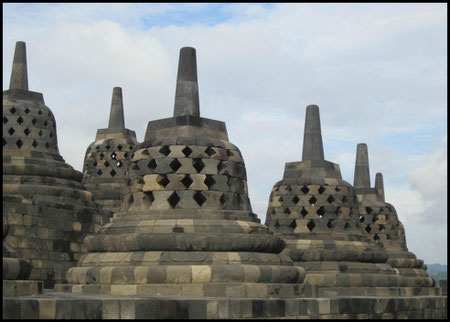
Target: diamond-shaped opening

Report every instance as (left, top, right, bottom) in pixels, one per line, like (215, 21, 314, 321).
(38, 130, 43, 137)
(327, 195, 335, 204)
(104, 160, 110, 167)
(170, 159, 182, 172)
(366, 207, 373, 214)
(181, 175, 193, 188)
(318, 186, 326, 194)
(147, 159, 157, 170)
(193, 191, 207, 206)
(117, 145, 123, 151)
(317, 207, 325, 218)
(327, 219, 335, 229)
(307, 220, 316, 232)
(278, 196, 284, 202)
(182, 146, 192, 157)
(95, 146, 100, 150)
(284, 208, 291, 215)
(92, 161, 98, 167)
(365, 225, 372, 233)
(124, 152, 129, 158)
(31, 118, 37, 126)
(204, 175, 216, 188)
(111, 152, 117, 159)
(16, 139, 23, 148)
(38, 110, 43, 115)
(335, 186, 341, 192)
(193, 158, 205, 173)
(45, 142, 50, 149)
(301, 208, 308, 218)
(99, 152, 105, 159)
(220, 193, 226, 205)
(335, 207, 341, 215)
(3, 138, 7, 146)
(116, 161, 122, 168)
(373, 233, 380, 241)
(144, 191, 155, 204)
(97, 169, 103, 175)
(205, 146, 216, 156)
(289, 220, 297, 230)
(226, 149, 233, 157)
(32, 140, 38, 148)
(110, 169, 116, 177)
(274, 220, 280, 228)
(217, 161, 226, 172)
(342, 196, 348, 203)
(105, 144, 111, 150)
(17, 117, 23, 125)
(44, 120, 48, 127)
(285, 185, 292, 192)
(379, 224, 385, 232)
(8, 128, 15, 135)
(372, 215, 378, 223)
(308, 196, 317, 206)
(168, 192, 180, 208)
(344, 222, 351, 230)
(159, 146, 171, 156)
(157, 175, 170, 187)
(3, 116, 8, 124)
(49, 132, 53, 138)
(386, 234, 391, 240)
(24, 108, 30, 114)
(292, 196, 300, 204)
(10, 107, 17, 114)
(359, 215, 365, 223)
(301, 186, 310, 194)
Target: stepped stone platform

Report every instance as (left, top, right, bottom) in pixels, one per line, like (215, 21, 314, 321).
(82, 87, 139, 213)
(353, 143, 438, 295)
(2, 41, 111, 288)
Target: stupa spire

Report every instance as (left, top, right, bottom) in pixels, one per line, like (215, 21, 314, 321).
(375, 172, 385, 202)
(354, 143, 371, 189)
(173, 47, 200, 117)
(9, 41, 29, 91)
(107, 87, 125, 129)
(302, 104, 325, 161)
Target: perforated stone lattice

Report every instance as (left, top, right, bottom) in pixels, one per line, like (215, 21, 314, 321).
(266, 183, 362, 235)
(3, 104, 59, 153)
(121, 141, 252, 212)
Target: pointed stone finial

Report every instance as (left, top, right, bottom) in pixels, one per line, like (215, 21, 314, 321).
(173, 47, 200, 117)
(375, 172, 385, 202)
(302, 105, 325, 161)
(108, 87, 125, 129)
(354, 143, 371, 189)
(9, 41, 29, 91)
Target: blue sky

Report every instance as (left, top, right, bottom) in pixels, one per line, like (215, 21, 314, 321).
(2, 3, 447, 264)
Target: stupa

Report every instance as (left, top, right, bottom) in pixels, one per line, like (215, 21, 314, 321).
(58, 47, 306, 298)
(2, 41, 111, 288)
(353, 143, 438, 295)
(265, 104, 424, 297)
(82, 87, 138, 213)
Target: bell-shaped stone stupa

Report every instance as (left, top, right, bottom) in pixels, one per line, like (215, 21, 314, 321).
(265, 105, 425, 297)
(2, 41, 111, 288)
(59, 47, 306, 298)
(82, 87, 138, 213)
(353, 143, 437, 295)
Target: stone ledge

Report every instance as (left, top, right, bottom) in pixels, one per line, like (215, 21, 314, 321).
(2, 291, 447, 319)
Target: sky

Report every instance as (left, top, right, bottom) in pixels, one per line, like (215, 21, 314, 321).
(2, 3, 447, 265)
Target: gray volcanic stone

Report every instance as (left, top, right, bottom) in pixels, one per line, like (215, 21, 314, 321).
(353, 144, 437, 294)
(3, 41, 111, 287)
(59, 46, 306, 299)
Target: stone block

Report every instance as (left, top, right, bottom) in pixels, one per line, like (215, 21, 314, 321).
(192, 265, 212, 283)
(206, 300, 219, 319)
(111, 285, 137, 295)
(120, 300, 136, 319)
